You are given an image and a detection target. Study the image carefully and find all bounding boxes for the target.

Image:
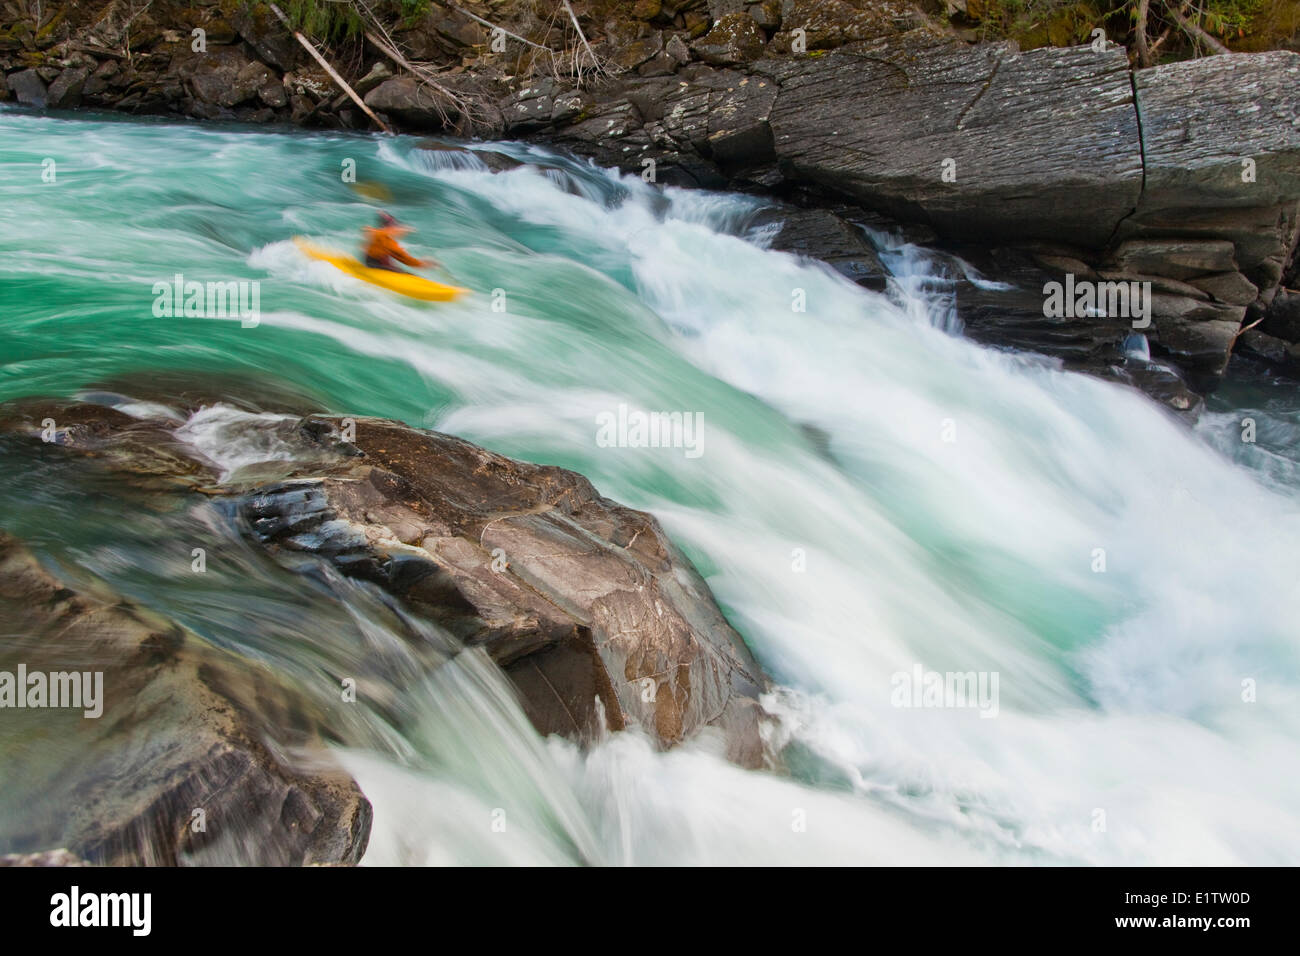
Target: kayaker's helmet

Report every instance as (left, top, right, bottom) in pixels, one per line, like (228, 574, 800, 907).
(377, 211, 411, 234)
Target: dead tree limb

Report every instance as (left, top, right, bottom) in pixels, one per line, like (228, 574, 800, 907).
(559, 0, 598, 66)
(1165, 1, 1233, 55)
(267, 2, 392, 132)
(360, 12, 486, 130)
(1149, 23, 1176, 58)
(444, 2, 552, 51)
(1230, 314, 1266, 349)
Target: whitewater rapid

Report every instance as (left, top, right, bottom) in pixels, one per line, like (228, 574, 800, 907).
(2, 111, 1299, 864)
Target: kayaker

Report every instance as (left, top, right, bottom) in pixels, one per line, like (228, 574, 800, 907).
(362, 212, 439, 273)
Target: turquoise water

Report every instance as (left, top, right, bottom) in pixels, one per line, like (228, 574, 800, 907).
(2, 108, 1300, 864)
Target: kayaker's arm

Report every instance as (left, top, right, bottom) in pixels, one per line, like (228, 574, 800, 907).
(391, 244, 424, 268)
(401, 247, 441, 270)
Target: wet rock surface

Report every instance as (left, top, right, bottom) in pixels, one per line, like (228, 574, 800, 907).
(0, 530, 372, 866)
(757, 205, 889, 291)
(0, 399, 771, 769)
(240, 417, 770, 766)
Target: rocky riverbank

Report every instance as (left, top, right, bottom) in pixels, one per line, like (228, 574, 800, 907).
(3, 1, 1299, 402)
(0, 389, 771, 862)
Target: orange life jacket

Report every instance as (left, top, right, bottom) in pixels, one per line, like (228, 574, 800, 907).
(362, 226, 420, 267)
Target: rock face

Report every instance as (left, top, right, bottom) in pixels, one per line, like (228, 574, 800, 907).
(0, 400, 770, 768)
(0, 532, 372, 866)
(766, 36, 1143, 249)
(1129, 52, 1300, 294)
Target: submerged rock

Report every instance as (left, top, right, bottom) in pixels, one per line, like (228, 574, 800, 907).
(758, 206, 889, 290)
(0, 532, 372, 866)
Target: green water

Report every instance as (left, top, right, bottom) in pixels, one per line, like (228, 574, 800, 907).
(2, 108, 1300, 864)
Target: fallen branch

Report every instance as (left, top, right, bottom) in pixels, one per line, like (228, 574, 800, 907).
(1149, 23, 1176, 58)
(444, 2, 552, 52)
(68, 42, 129, 60)
(1231, 314, 1265, 348)
(362, 26, 481, 129)
(559, 0, 597, 67)
(1164, 1, 1233, 55)
(267, 2, 392, 133)
(355, 1, 496, 132)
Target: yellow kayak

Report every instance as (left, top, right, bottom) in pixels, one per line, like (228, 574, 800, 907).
(293, 237, 468, 302)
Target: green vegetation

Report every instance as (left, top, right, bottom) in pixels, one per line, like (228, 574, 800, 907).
(279, 0, 365, 41)
(270, 0, 435, 41)
(960, 0, 1298, 58)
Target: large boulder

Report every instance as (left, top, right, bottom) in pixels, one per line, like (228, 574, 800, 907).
(0, 400, 769, 768)
(7, 68, 47, 107)
(46, 66, 91, 109)
(0, 532, 372, 865)
(1148, 297, 1245, 381)
(691, 12, 767, 66)
(364, 76, 456, 131)
(177, 47, 274, 109)
(241, 417, 769, 766)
